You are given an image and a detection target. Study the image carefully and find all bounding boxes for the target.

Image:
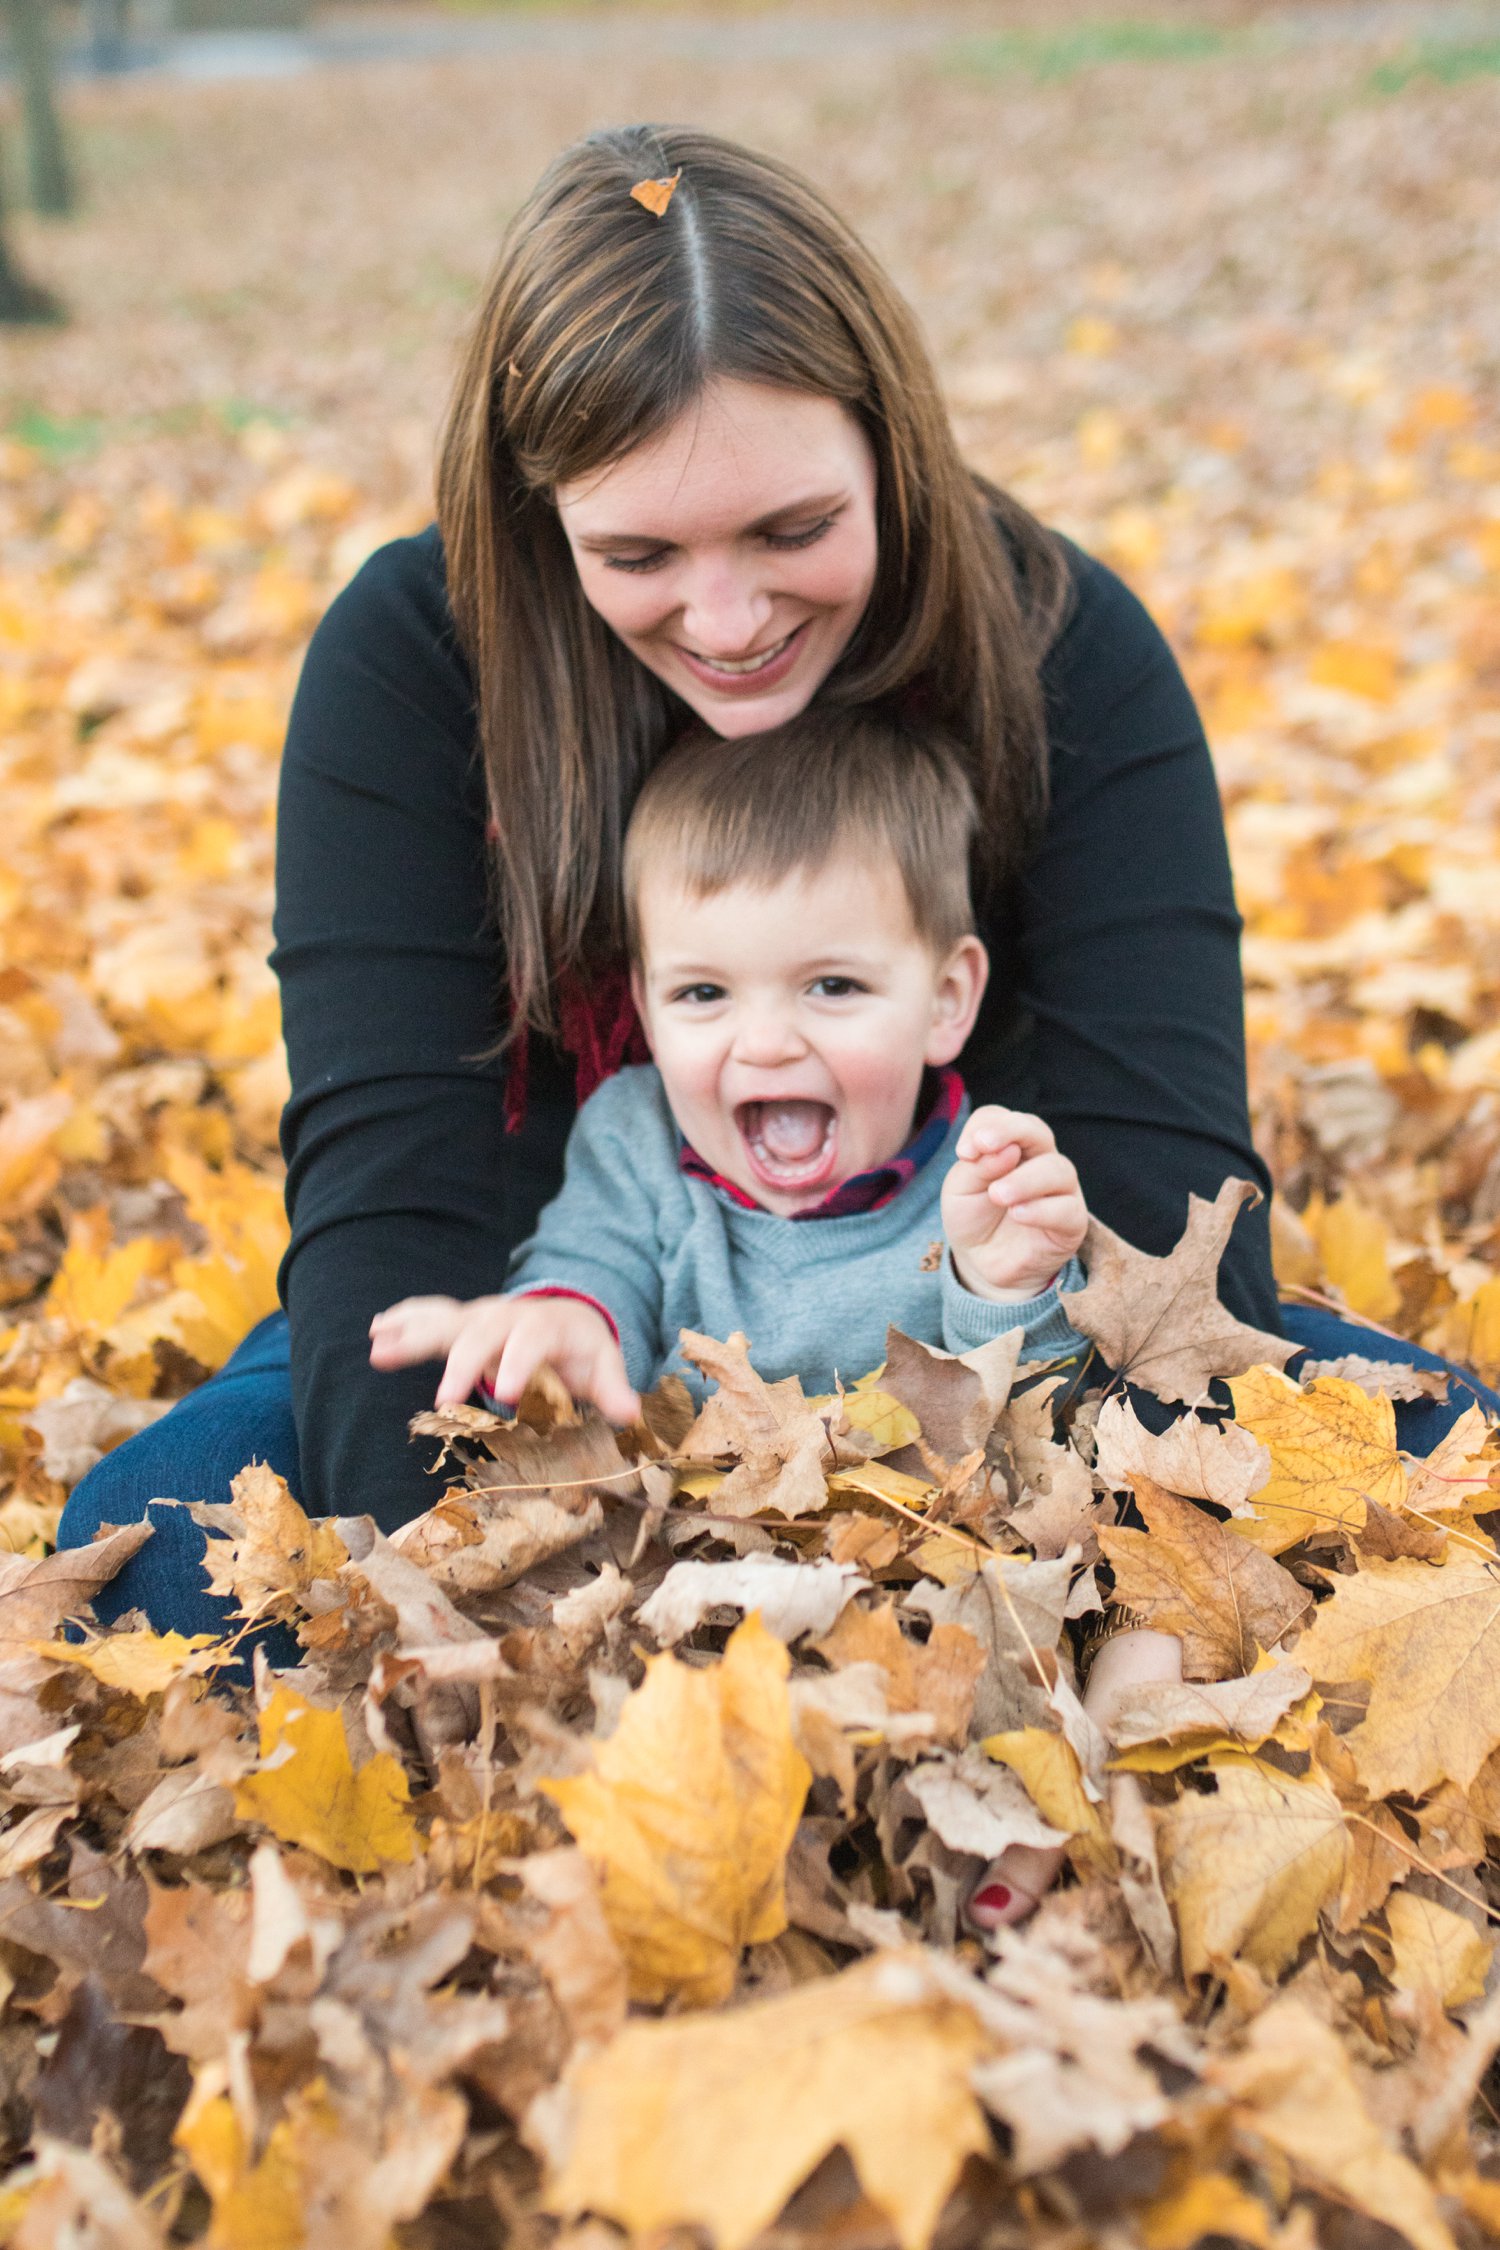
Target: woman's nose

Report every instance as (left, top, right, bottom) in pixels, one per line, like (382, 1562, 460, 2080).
(678, 561, 774, 655)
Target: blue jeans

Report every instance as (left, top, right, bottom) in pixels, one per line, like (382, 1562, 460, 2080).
(57, 1304, 1500, 1643)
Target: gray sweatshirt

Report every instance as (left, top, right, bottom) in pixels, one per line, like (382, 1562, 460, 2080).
(506, 1066, 1087, 1398)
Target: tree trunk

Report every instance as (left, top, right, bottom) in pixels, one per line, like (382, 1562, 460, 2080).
(6, 0, 75, 217)
(0, 136, 63, 323)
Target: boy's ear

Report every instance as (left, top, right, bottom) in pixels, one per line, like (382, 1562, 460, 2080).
(925, 935, 988, 1067)
(629, 961, 655, 1055)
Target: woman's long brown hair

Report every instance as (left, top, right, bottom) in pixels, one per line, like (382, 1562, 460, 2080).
(437, 123, 1070, 1043)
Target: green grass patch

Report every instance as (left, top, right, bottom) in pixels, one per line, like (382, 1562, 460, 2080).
(4, 407, 103, 462)
(944, 19, 1231, 82)
(1369, 39, 1500, 91)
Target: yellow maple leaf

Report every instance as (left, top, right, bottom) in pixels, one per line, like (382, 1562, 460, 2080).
(176, 2089, 305, 2250)
(1385, 1891, 1493, 2011)
(1302, 1190, 1400, 1324)
(980, 1727, 1112, 1871)
(547, 1950, 989, 2250)
(44, 1209, 173, 1338)
(30, 1628, 220, 1696)
(1227, 1368, 1403, 1552)
(541, 1612, 810, 2006)
(235, 1686, 421, 1874)
(837, 1382, 920, 1453)
(1212, 2000, 1456, 2250)
(1139, 2166, 1272, 2250)
(1158, 1760, 1347, 1977)
(1436, 1276, 1500, 1388)
(1293, 1554, 1500, 1798)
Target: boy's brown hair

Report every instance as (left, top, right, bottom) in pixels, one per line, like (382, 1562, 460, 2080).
(623, 709, 979, 958)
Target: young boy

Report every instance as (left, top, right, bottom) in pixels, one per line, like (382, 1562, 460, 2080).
(370, 708, 1089, 1426)
(371, 709, 1122, 1931)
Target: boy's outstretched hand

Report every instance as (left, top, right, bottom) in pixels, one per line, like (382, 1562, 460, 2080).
(942, 1105, 1088, 1302)
(369, 1292, 641, 1426)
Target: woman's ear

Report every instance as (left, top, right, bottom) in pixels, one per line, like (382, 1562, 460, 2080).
(925, 934, 989, 1067)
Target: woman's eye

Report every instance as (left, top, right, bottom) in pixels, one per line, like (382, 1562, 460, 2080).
(605, 549, 671, 574)
(812, 975, 863, 999)
(764, 514, 837, 551)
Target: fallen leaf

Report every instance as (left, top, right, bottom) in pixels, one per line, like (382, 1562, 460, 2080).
(1293, 1556, 1500, 1797)
(546, 1949, 990, 2250)
(1212, 1999, 1457, 2250)
(1060, 1181, 1296, 1405)
(1385, 1891, 1493, 2012)
(1227, 1367, 1404, 1552)
(31, 1628, 220, 1698)
(636, 1556, 865, 1647)
(541, 1613, 810, 2005)
(1099, 1481, 1312, 1678)
(1159, 1761, 1348, 1976)
(1093, 1392, 1269, 1514)
(812, 1600, 985, 1747)
(235, 1686, 422, 1874)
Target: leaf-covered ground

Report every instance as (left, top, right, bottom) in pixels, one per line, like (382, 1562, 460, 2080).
(2, 7, 1500, 2243)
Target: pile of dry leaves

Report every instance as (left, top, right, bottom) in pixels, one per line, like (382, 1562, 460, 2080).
(2, 1183, 1499, 2249)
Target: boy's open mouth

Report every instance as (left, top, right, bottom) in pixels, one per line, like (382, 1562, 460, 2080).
(735, 1099, 839, 1195)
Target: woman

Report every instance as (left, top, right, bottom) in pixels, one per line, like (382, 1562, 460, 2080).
(57, 122, 1485, 1643)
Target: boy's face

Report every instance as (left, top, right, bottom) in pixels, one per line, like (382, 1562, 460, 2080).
(631, 849, 988, 1216)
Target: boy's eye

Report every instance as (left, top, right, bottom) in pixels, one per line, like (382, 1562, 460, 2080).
(671, 983, 726, 1005)
(811, 975, 864, 999)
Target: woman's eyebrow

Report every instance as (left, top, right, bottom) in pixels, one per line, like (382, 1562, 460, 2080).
(574, 492, 849, 550)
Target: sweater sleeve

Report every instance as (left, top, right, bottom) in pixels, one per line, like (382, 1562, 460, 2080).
(940, 1254, 1087, 1362)
(969, 545, 1279, 1339)
(271, 529, 577, 1533)
(504, 1072, 669, 1397)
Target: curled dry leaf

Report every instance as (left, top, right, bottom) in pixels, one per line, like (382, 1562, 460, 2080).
(812, 1599, 985, 1748)
(1093, 1391, 1270, 1514)
(903, 1749, 1071, 1860)
(636, 1555, 866, 1647)
(678, 1330, 864, 1519)
(188, 1460, 347, 1623)
(1108, 1665, 1314, 1762)
(1060, 1181, 1296, 1405)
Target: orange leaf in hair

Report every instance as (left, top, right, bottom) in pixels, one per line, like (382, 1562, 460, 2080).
(630, 170, 682, 218)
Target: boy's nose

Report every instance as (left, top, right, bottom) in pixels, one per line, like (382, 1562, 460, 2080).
(731, 1011, 806, 1067)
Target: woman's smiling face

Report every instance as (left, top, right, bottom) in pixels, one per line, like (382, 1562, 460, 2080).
(552, 378, 879, 735)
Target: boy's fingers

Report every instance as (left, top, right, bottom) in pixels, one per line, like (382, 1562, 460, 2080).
(961, 1107, 1055, 1160)
(988, 1152, 1076, 1207)
(587, 1344, 641, 1426)
(436, 1308, 522, 1406)
(1003, 1192, 1086, 1234)
(369, 1298, 469, 1367)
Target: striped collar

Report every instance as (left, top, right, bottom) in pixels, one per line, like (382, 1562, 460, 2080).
(678, 1068, 965, 1220)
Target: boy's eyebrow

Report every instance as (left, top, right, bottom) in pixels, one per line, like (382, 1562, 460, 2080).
(573, 492, 850, 550)
(647, 945, 890, 981)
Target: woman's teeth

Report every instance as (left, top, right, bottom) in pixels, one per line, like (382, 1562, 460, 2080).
(689, 630, 795, 676)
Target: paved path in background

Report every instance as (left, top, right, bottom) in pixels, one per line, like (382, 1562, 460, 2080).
(16, 0, 1500, 85)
